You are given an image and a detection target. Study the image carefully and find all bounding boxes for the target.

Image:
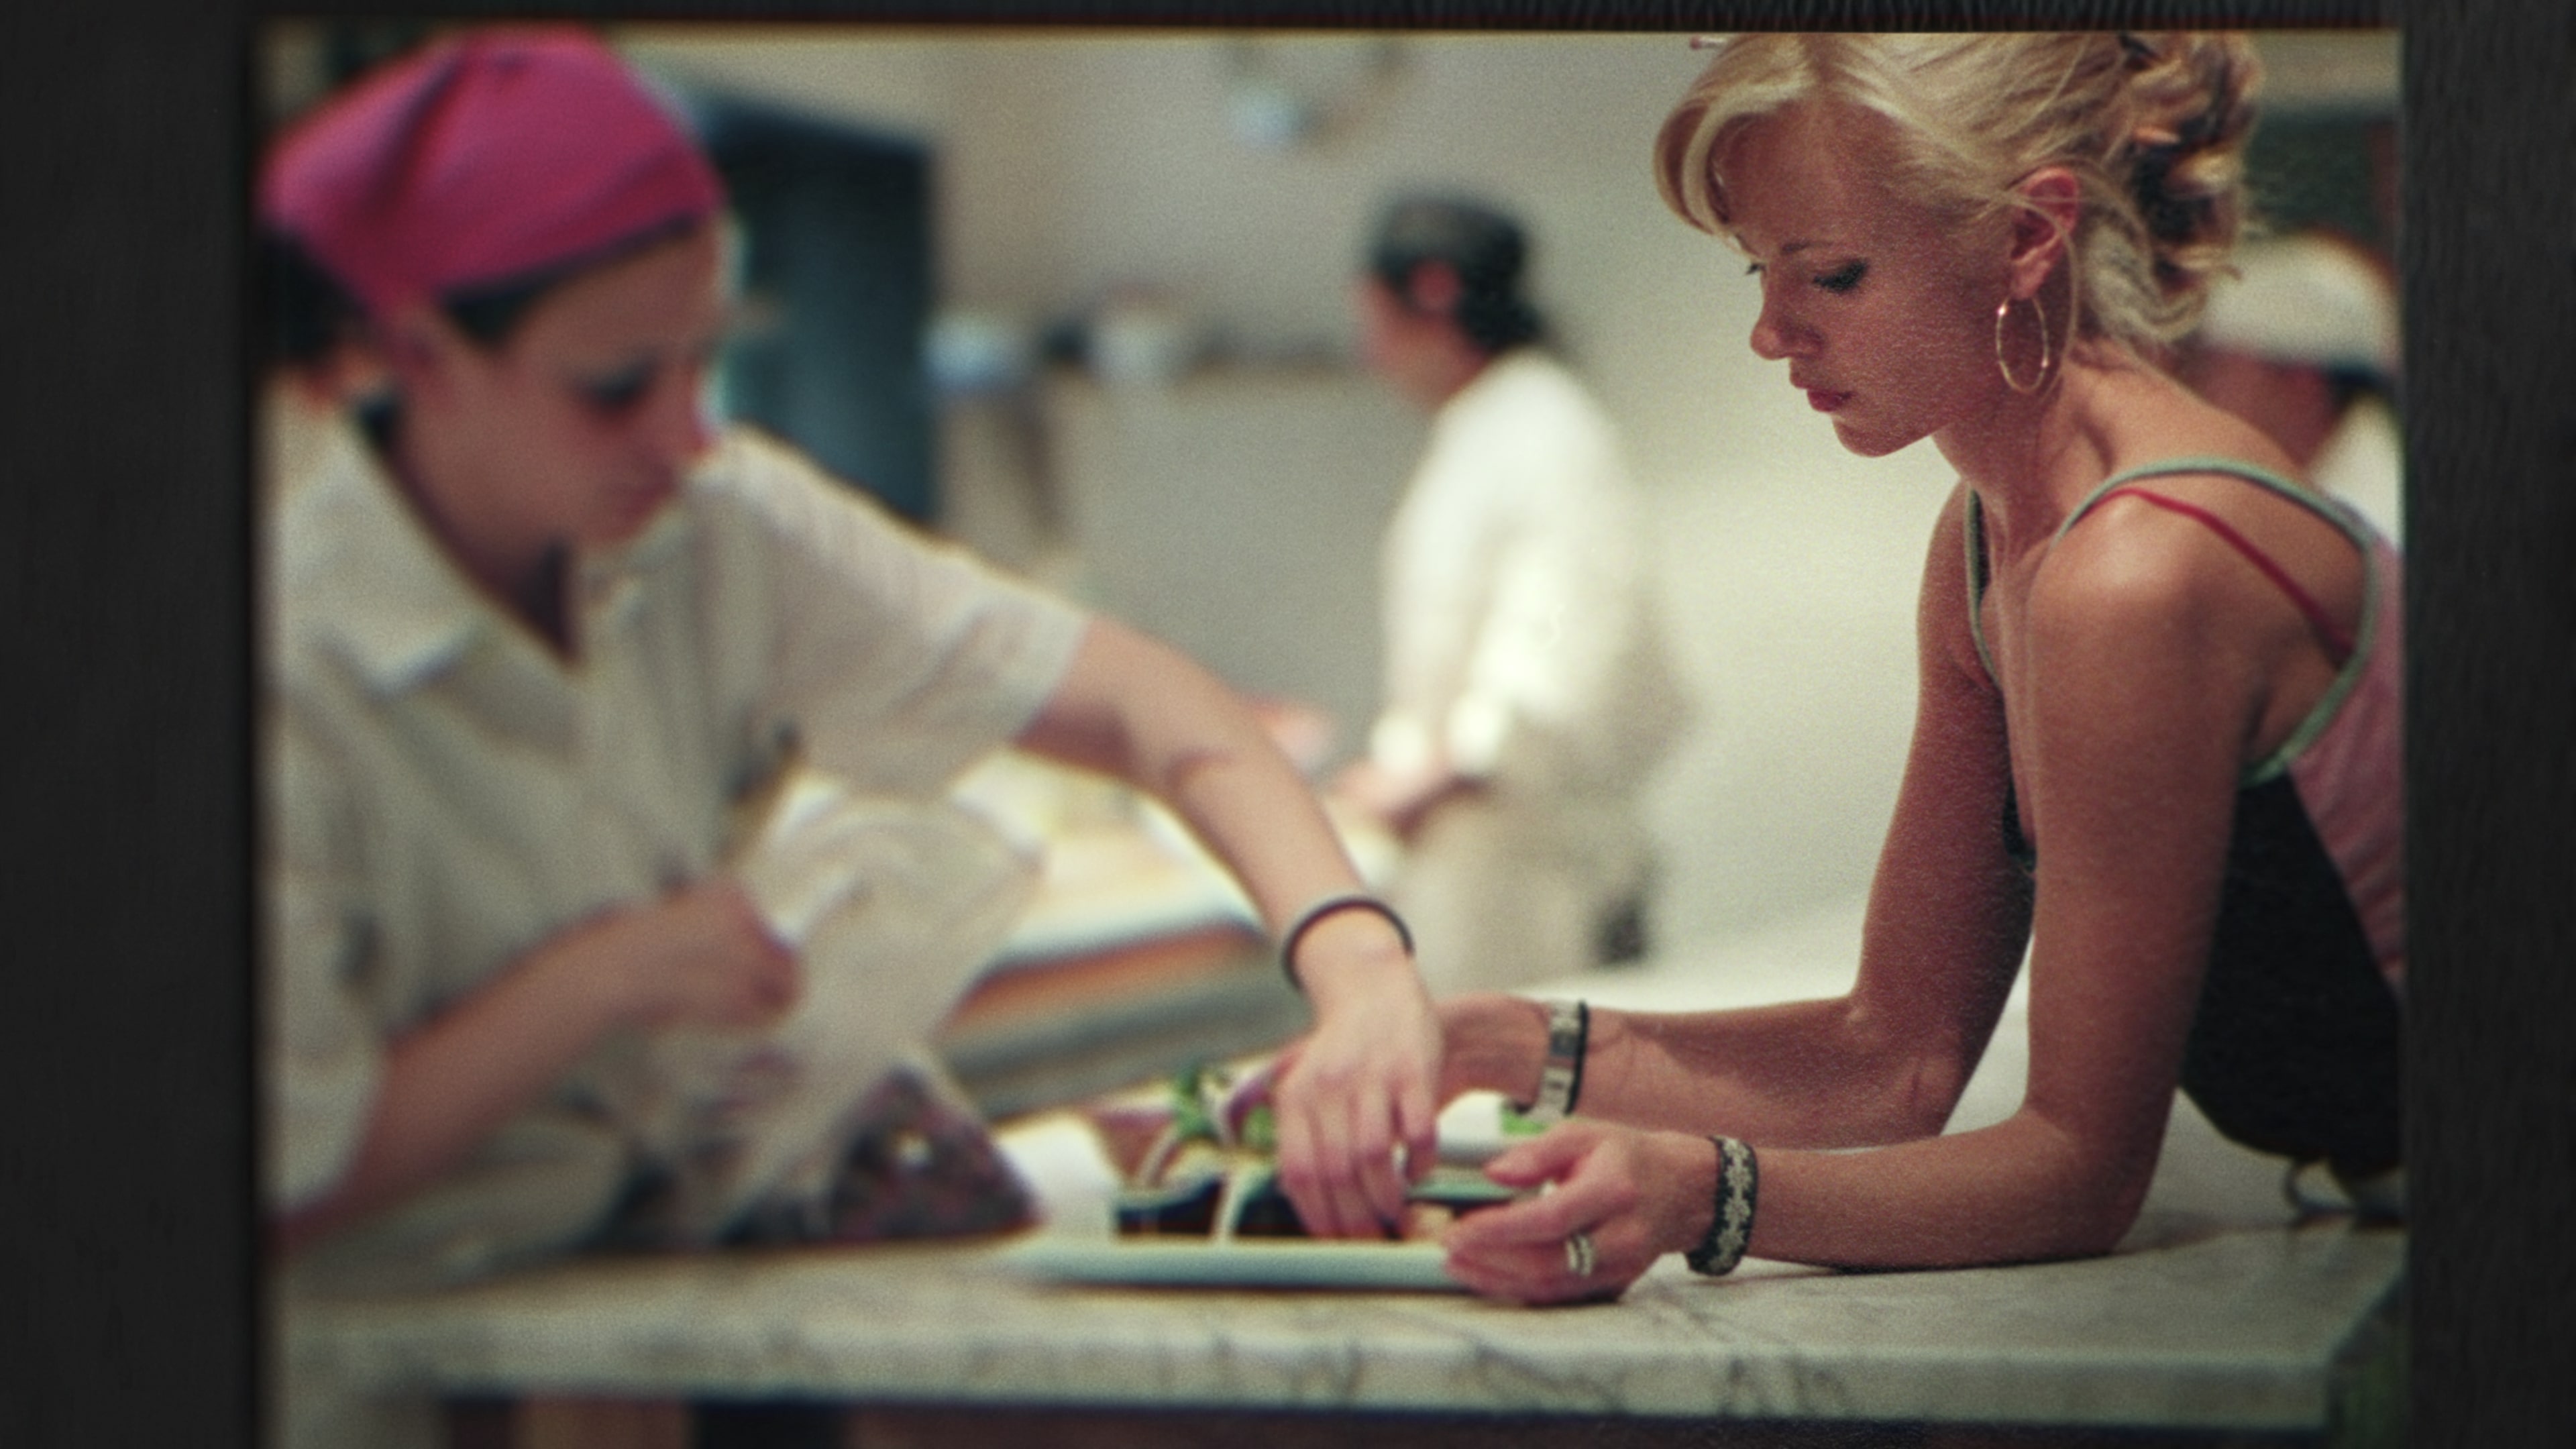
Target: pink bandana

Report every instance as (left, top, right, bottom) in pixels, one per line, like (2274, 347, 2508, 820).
(260, 26, 726, 319)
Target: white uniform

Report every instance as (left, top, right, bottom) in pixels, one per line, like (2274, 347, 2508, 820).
(266, 422, 1085, 1275)
(268, 422, 1087, 1444)
(1367, 350, 1689, 991)
(2310, 394, 2404, 547)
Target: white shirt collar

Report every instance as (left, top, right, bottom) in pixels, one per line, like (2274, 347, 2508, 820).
(276, 415, 694, 696)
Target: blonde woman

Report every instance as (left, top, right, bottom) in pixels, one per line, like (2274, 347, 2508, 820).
(1434, 33, 2402, 1302)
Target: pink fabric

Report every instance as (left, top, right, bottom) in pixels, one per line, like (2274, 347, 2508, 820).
(260, 26, 724, 318)
(2287, 537, 2408, 994)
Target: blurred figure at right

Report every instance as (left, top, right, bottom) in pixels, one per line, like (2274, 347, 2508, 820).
(2175, 230, 2403, 544)
(1333, 194, 1692, 994)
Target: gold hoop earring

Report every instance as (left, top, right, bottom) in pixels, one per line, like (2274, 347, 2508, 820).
(1994, 293, 2051, 395)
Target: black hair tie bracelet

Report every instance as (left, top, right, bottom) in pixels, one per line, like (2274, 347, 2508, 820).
(1279, 893, 1414, 991)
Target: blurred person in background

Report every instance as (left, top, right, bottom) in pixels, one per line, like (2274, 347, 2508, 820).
(258, 33, 1448, 1438)
(2174, 229, 2403, 544)
(1334, 194, 1691, 994)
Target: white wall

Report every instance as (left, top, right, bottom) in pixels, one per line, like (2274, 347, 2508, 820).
(609, 28, 2390, 955)
(611, 27, 1943, 951)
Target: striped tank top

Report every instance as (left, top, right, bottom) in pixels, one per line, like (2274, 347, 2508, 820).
(1967, 457, 2405, 1181)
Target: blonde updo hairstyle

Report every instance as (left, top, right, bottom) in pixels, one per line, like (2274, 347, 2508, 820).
(1654, 32, 2263, 357)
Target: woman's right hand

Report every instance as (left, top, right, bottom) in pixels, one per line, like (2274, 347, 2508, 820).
(574, 878, 802, 1032)
(1266, 916, 1446, 1239)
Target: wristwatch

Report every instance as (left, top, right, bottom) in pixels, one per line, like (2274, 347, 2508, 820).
(1518, 998, 1588, 1122)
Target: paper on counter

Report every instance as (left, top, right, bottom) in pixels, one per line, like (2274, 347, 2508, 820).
(606, 769, 1040, 1245)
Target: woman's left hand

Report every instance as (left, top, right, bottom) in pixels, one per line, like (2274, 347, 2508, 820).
(1265, 916, 1446, 1239)
(1440, 1120, 1715, 1305)
(1330, 757, 1474, 844)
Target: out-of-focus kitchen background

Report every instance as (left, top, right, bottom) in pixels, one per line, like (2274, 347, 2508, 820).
(257, 23, 2398, 972)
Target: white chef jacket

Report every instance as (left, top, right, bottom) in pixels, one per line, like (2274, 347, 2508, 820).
(2312, 394, 2404, 547)
(264, 421, 1085, 1269)
(1366, 350, 1687, 989)
(1369, 347, 1684, 805)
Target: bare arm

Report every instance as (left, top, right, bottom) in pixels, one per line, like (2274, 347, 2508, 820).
(1734, 500, 2255, 1267)
(1444, 486, 2263, 1293)
(1442, 486, 2032, 1147)
(276, 881, 796, 1254)
(1014, 618, 1442, 1238)
(1602, 489, 2038, 1145)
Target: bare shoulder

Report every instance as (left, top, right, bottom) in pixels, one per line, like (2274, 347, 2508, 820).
(2039, 377, 2315, 615)
(2042, 458, 2361, 660)
(2080, 374, 2355, 574)
(2023, 473, 2346, 769)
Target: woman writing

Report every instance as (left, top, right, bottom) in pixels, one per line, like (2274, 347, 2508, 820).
(1435, 32, 2402, 1302)
(260, 26, 1441, 1293)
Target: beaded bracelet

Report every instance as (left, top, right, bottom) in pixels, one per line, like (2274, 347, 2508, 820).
(1515, 998, 1589, 1122)
(1278, 893, 1414, 991)
(1686, 1135, 1760, 1277)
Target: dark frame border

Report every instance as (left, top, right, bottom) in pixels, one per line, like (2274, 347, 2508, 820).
(6, 0, 2566, 1444)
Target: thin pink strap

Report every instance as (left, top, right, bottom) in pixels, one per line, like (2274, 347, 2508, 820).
(2100, 486, 2356, 663)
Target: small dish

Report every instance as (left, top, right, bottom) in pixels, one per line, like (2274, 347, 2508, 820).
(1004, 1235, 1462, 1291)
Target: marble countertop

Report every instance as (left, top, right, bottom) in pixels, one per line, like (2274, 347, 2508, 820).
(283, 1216, 2398, 1432)
(278, 898, 2404, 1436)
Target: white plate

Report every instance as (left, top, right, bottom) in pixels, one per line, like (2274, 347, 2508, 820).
(1005, 1234, 1462, 1291)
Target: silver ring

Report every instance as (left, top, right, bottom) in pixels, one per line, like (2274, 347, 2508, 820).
(1564, 1230, 1597, 1278)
